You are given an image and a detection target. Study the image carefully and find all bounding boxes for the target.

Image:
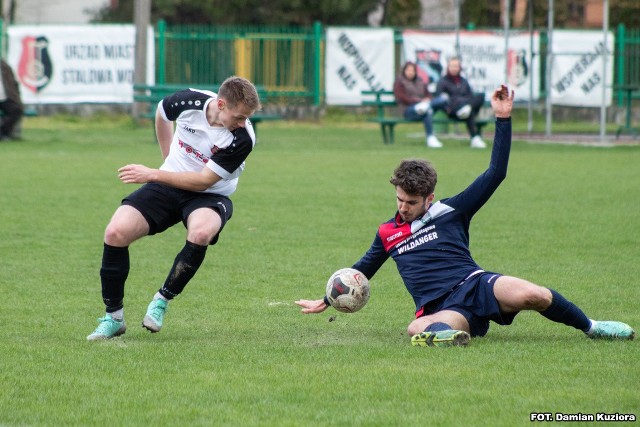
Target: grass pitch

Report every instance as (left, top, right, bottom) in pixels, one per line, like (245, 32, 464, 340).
(0, 116, 638, 426)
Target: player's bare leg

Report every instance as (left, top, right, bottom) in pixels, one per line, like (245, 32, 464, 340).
(104, 205, 150, 247)
(408, 310, 471, 348)
(494, 276, 634, 340)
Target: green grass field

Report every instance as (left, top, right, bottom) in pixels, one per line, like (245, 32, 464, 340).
(1, 115, 638, 426)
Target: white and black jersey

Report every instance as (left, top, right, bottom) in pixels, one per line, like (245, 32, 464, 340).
(157, 88, 256, 196)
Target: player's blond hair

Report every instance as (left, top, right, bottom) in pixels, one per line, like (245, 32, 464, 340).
(218, 76, 262, 112)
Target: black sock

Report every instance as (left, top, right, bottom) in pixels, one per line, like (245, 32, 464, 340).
(159, 241, 207, 299)
(540, 289, 591, 332)
(100, 243, 129, 312)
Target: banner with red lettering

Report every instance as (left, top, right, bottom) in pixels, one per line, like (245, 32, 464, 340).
(7, 25, 154, 104)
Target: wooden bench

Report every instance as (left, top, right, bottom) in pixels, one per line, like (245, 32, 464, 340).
(362, 90, 489, 145)
(132, 83, 282, 134)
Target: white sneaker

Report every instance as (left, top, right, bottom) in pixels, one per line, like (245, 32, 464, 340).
(426, 135, 443, 148)
(456, 104, 472, 119)
(470, 135, 486, 149)
(415, 100, 431, 115)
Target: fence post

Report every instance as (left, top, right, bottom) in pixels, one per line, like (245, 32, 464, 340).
(313, 21, 322, 106)
(234, 36, 251, 80)
(616, 23, 625, 107)
(157, 20, 166, 84)
(133, 0, 151, 119)
(0, 19, 4, 58)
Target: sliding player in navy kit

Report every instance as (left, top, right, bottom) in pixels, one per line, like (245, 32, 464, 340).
(88, 76, 261, 340)
(296, 85, 634, 347)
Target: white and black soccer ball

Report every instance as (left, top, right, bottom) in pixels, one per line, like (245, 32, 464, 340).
(325, 268, 370, 313)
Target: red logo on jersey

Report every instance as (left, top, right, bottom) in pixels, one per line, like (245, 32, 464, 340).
(378, 220, 411, 252)
(178, 140, 209, 164)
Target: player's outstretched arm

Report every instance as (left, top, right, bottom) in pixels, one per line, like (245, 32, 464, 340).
(118, 164, 221, 192)
(295, 299, 329, 314)
(491, 84, 514, 119)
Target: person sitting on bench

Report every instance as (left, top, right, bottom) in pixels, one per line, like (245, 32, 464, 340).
(435, 57, 486, 149)
(394, 61, 448, 148)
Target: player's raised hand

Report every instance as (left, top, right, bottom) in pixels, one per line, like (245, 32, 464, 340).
(491, 84, 514, 119)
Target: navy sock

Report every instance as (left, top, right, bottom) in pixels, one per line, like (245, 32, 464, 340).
(159, 241, 207, 299)
(540, 289, 591, 332)
(424, 322, 452, 332)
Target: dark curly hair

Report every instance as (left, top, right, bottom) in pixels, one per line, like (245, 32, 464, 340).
(389, 159, 437, 198)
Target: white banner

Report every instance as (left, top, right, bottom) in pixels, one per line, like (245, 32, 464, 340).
(325, 27, 395, 105)
(550, 30, 614, 107)
(7, 25, 155, 104)
(402, 30, 540, 101)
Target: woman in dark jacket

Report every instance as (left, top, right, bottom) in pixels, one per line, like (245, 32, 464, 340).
(393, 61, 447, 148)
(435, 57, 486, 148)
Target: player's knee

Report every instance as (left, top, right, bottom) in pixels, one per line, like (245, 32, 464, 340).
(522, 286, 553, 310)
(537, 287, 553, 309)
(104, 223, 129, 246)
(187, 228, 216, 246)
(407, 320, 425, 336)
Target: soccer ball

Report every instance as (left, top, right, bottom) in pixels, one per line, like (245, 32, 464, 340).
(325, 268, 370, 313)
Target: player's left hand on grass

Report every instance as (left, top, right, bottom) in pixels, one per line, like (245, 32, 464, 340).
(118, 164, 155, 184)
(295, 299, 328, 314)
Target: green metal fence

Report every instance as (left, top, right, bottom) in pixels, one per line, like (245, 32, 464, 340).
(154, 21, 322, 105)
(616, 24, 640, 105)
(153, 22, 640, 107)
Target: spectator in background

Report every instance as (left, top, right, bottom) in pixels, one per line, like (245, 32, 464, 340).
(394, 61, 448, 148)
(0, 59, 24, 141)
(435, 57, 486, 149)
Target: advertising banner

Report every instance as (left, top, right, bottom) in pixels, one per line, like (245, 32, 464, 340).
(325, 27, 395, 105)
(7, 25, 155, 104)
(550, 30, 614, 107)
(402, 30, 540, 102)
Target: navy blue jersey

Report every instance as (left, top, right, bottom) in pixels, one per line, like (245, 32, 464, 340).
(352, 118, 512, 311)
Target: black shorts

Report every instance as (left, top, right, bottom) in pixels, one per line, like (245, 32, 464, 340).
(416, 272, 518, 337)
(122, 183, 233, 245)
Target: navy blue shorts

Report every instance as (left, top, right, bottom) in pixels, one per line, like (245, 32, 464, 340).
(416, 272, 518, 337)
(122, 183, 233, 245)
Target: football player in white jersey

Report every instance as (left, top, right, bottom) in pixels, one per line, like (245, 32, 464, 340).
(88, 76, 261, 340)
